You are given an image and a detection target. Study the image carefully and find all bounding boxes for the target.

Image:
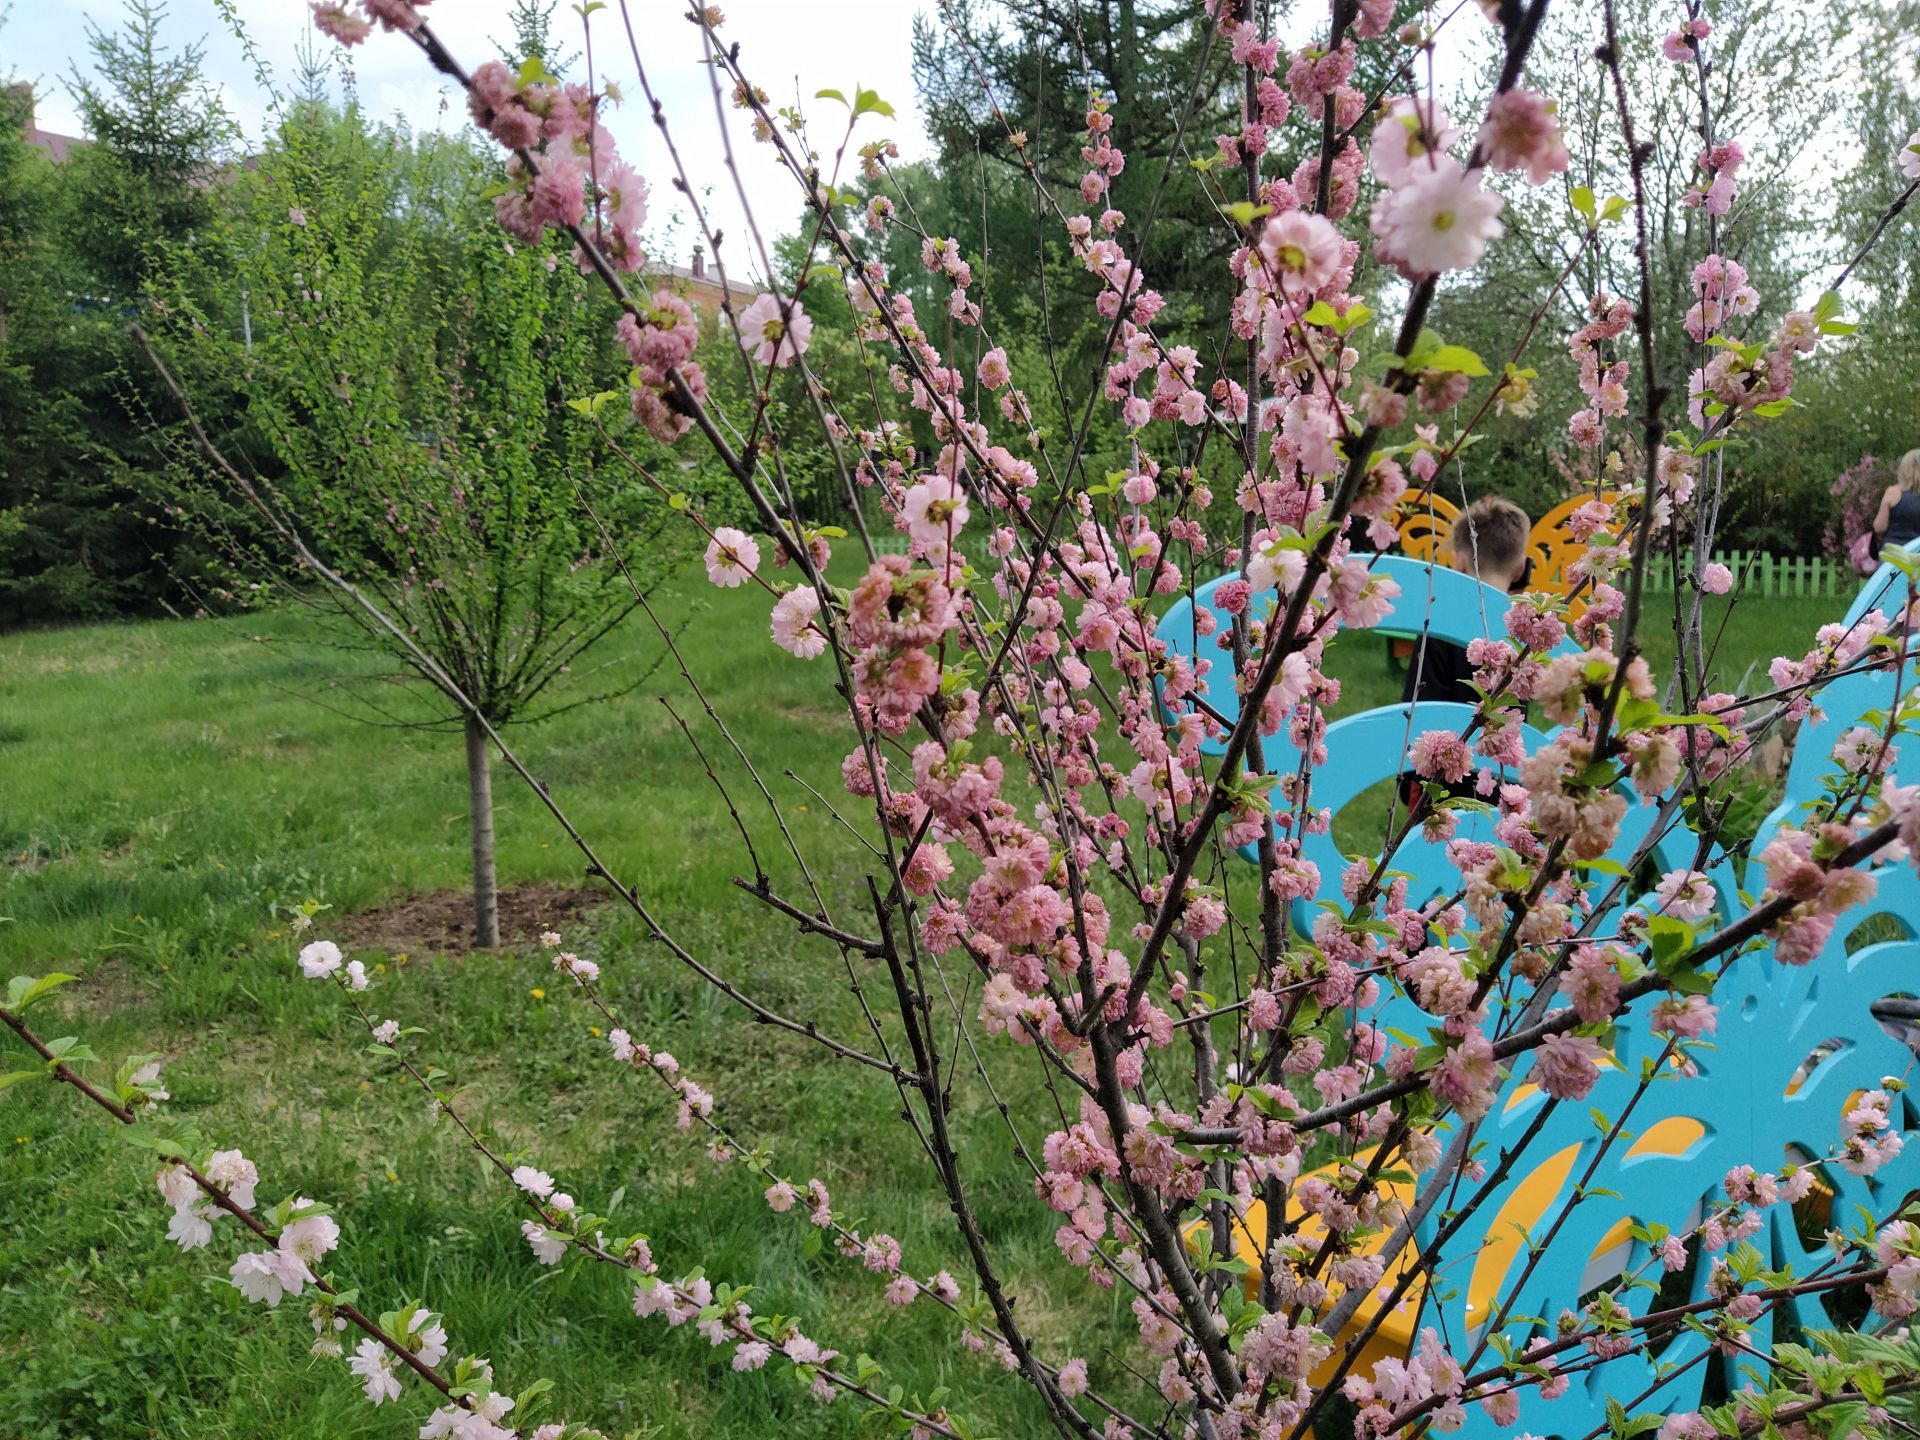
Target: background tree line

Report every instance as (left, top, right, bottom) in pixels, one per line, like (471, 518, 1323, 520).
(783, 0, 1920, 555)
(3, 0, 1919, 634)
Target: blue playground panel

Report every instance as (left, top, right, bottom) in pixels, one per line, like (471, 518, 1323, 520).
(1154, 553, 1920, 1435)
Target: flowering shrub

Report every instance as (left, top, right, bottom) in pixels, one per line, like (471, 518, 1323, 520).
(14, 2, 1920, 1439)
(1828, 455, 1888, 576)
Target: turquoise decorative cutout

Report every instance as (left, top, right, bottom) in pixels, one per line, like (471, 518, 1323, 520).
(1154, 555, 1920, 1432)
(1433, 872, 1920, 1440)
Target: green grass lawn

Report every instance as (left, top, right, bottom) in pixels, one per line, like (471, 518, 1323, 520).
(0, 563, 1841, 1439)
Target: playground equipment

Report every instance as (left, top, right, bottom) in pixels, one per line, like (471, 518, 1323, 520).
(1395, 487, 1625, 620)
(1162, 549, 1920, 1437)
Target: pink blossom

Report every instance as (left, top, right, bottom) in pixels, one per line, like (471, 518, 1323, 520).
(1253, 210, 1344, 293)
(1533, 1033, 1605, 1100)
(738, 293, 813, 369)
(1410, 730, 1473, 785)
(511, 1165, 555, 1199)
(1479, 89, 1569, 186)
(1700, 562, 1732, 595)
(1372, 161, 1505, 278)
(705, 527, 760, 587)
(862, 1233, 903, 1274)
(901, 471, 970, 548)
(310, 3, 373, 45)
(1903, 130, 1920, 182)
(1431, 1028, 1498, 1117)
(1650, 994, 1718, 1040)
(231, 1249, 304, 1307)
(770, 587, 826, 659)
(206, 1150, 258, 1208)
(1653, 869, 1716, 921)
(1368, 96, 1460, 187)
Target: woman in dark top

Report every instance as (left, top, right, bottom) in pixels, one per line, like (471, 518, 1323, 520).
(1872, 451, 1920, 552)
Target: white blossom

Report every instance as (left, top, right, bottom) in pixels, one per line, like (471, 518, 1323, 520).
(522, 1220, 568, 1265)
(167, 1203, 213, 1250)
(511, 1165, 555, 1199)
(205, 1150, 258, 1208)
(348, 1335, 402, 1404)
(298, 940, 343, 978)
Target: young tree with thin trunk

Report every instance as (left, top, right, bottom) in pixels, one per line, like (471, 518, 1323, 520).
(161, 99, 686, 947)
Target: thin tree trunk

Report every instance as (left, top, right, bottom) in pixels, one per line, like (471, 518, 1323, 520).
(464, 715, 500, 949)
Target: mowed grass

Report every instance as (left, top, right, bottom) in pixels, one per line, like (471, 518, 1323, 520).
(0, 559, 1840, 1440)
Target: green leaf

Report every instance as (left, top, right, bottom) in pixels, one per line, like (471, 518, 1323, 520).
(116, 1123, 192, 1156)
(1424, 345, 1489, 377)
(815, 88, 848, 106)
(1570, 186, 1597, 220)
(853, 88, 895, 118)
(1302, 300, 1370, 335)
(1606, 1395, 1630, 1438)
(668, 493, 690, 511)
(513, 1376, 555, 1416)
(6, 973, 77, 1013)
(1600, 195, 1630, 224)
(515, 56, 557, 89)
(1224, 200, 1272, 227)
(1667, 963, 1715, 996)
(1646, 915, 1695, 970)
(0, 1070, 48, 1092)
(1657, 711, 1732, 740)
(42, 1036, 96, 1065)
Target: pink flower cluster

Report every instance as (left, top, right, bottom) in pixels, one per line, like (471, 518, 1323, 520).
(1368, 96, 1506, 279)
(1683, 139, 1744, 219)
(309, 0, 424, 47)
(1477, 88, 1570, 187)
(1754, 823, 1879, 964)
(615, 293, 710, 443)
(1565, 291, 1634, 450)
(1660, 15, 1712, 62)
(1683, 254, 1759, 343)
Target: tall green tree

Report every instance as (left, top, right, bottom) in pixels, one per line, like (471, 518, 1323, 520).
(0, 0, 230, 623)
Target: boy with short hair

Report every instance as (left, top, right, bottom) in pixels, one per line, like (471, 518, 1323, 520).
(1401, 494, 1533, 708)
(1399, 495, 1532, 816)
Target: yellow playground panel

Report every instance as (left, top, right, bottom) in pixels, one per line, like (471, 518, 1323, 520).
(1396, 488, 1624, 621)
(1186, 1099, 1832, 1383)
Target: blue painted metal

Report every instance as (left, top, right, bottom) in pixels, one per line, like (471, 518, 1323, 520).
(1839, 539, 1920, 633)
(1156, 554, 1523, 759)
(1154, 556, 1920, 1432)
(1413, 563, 1920, 1439)
(1433, 870, 1920, 1440)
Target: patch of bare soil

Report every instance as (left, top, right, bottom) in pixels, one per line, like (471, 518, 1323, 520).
(334, 882, 606, 956)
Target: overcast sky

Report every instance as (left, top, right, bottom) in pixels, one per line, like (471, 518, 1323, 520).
(8, 1, 935, 281)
